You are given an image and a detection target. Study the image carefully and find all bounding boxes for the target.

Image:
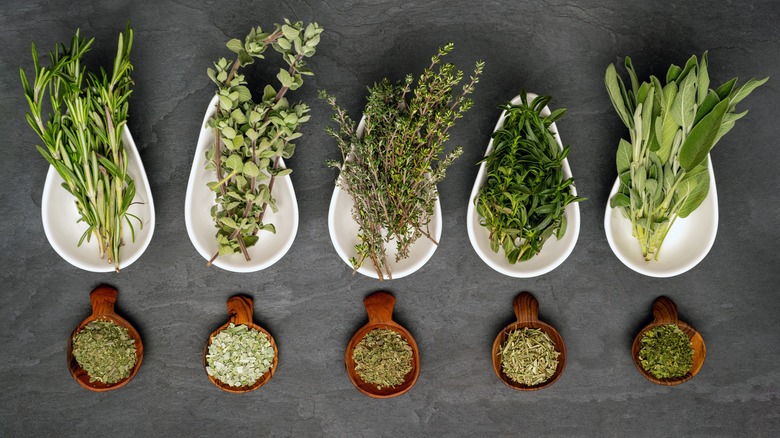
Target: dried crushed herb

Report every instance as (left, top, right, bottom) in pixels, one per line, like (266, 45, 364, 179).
(72, 320, 137, 384)
(499, 327, 559, 386)
(206, 323, 275, 387)
(352, 328, 413, 390)
(639, 324, 693, 379)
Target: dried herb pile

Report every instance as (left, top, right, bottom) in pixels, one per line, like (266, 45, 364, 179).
(206, 323, 275, 387)
(606, 53, 767, 261)
(499, 327, 559, 386)
(352, 328, 413, 390)
(476, 92, 584, 263)
(205, 21, 322, 264)
(323, 43, 484, 279)
(638, 324, 694, 379)
(21, 27, 140, 271)
(72, 320, 137, 384)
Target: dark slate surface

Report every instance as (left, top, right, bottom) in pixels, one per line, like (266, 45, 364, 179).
(1, 0, 778, 436)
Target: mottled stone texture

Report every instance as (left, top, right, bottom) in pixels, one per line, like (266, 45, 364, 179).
(1, 0, 778, 436)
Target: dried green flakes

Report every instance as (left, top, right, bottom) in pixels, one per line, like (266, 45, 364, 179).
(72, 320, 137, 384)
(206, 323, 275, 387)
(352, 328, 413, 390)
(499, 327, 559, 386)
(639, 324, 694, 379)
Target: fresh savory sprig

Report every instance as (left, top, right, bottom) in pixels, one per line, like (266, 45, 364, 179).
(476, 92, 584, 263)
(606, 53, 767, 261)
(323, 44, 484, 280)
(205, 20, 322, 264)
(21, 26, 139, 271)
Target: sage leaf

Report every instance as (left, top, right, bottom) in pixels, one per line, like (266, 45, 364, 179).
(679, 165, 710, 218)
(617, 138, 632, 173)
(697, 51, 709, 104)
(606, 64, 633, 128)
(679, 98, 729, 171)
(728, 76, 769, 110)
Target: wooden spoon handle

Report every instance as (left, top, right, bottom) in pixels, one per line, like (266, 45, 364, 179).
(227, 295, 254, 325)
(652, 296, 679, 324)
(513, 292, 539, 323)
(364, 291, 395, 324)
(90, 285, 118, 316)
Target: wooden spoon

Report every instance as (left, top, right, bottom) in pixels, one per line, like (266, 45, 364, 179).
(492, 292, 566, 391)
(66, 285, 144, 392)
(345, 291, 420, 398)
(203, 295, 278, 393)
(632, 296, 706, 386)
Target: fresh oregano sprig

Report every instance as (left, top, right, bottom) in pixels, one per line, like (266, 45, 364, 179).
(322, 44, 484, 280)
(21, 26, 140, 271)
(606, 53, 767, 261)
(476, 92, 585, 263)
(205, 20, 322, 264)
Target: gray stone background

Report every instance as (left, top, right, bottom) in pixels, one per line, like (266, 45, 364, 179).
(1, 0, 778, 436)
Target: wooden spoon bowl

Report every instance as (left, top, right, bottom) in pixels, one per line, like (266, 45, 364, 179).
(66, 285, 144, 392)
(492, 292, 566, 391)
(345, 291, 420, 398)
(203, 295, 278, 393)
(632, 296, 706, 386)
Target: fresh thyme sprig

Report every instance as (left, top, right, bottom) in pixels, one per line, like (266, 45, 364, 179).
(323, 43, 484, 279)
(476, 92, 585, 263)
(21, 26, 139, 272)
(205, 20, 322, 264)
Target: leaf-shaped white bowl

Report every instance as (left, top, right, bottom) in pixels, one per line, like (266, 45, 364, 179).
(604, 155, 718, 277)
(41, 125, 155, 272)
(328, 118, 443, 280)
(466, 93, 581, 278)
(185, 95, 299, 273)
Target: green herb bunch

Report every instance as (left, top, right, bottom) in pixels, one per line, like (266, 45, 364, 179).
(21, 27, 139, 271)
(476, 92, 585, 263)
(639, 324, 694, 379)
(352, 328, 413, 390)
(72, 320, 137, 384)
(323, 44, 484, 279)
(205, 20, 322, 264)
(606, 53, 767, 261)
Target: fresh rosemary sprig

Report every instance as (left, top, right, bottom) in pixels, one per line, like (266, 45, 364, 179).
(205, 20, 322, 264)
(606, 53, 767, 261)
(21, 26, 139, 272)
(476, 92, 585, 263)
(323, 43, 484, 280)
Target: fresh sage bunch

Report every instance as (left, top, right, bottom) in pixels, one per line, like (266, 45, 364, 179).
(205, 20, 322, 264)
(476, 92, 584, 263)
(605, 53, 767, 261)
(21, 26, 139, 272)
(323, 43, 484, 280)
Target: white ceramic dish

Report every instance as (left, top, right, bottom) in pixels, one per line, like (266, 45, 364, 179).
(41, 125, 155, 272)
(604, 155, 718, 278)
(328, 118, 443, 280)
(185, 95, 299, 273)
(466, 93, 581, 278)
